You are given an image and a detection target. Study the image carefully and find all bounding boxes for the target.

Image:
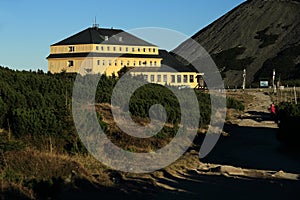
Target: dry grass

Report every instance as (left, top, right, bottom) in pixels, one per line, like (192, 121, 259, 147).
(226, 91, 256, 108)
(95, 103, 176, 153)
(0, 148, 115, 199)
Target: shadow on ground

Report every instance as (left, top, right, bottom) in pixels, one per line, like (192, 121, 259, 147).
(201, 124, 300, 174)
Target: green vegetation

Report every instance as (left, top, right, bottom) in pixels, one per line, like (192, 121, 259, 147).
(226, 97, 245, 111)
(0, 66, 245, 198)
(0, 66, 245, 150)
(276, 102, 300, 146)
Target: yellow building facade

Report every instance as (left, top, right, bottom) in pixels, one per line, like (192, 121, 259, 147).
(47, 26, 203, 88)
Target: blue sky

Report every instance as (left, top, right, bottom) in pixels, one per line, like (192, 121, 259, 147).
(0, 0, 246, 72)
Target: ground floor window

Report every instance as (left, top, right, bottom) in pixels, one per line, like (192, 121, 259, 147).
(150, 75, 155, 82)
(157, 75, 161, 82)
(183, 75, 188, 83)
(177, 75, 181, 83)
(190, 75, 194, 82)
(143, 75, 148, 81)
(163, 75, 167, 82)
(171, 75, 175, 83)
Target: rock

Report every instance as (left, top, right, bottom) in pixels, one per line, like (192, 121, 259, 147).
(273, 170, 299, 180)
(220, 165, 245, 176)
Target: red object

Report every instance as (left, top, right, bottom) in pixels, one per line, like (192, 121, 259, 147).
(270, 103, 276, 114)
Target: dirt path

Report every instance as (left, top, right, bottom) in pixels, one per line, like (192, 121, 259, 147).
(228, 90, 278, 128)
(200, 90, 300, 175)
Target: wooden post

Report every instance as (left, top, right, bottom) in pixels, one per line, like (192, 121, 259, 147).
(294, 86, 297, 105)
(242, 68, 246, 91)
(272, 69, 276, 94)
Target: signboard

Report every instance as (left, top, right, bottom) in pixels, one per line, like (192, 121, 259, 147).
(260, 81, 269, 87)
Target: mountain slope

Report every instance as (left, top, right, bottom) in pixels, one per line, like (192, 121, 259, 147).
(173, 0, 300, 87)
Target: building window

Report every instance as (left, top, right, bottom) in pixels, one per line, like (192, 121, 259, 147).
(69, 46, 75, 52)
(150, 75, 155, 82)
(126, 47, 128, 52)
(101, 46, 104, 51)
(133, 61, 136, 66)
(107, 46, 110, 51)
(105, 36, 109, 41)
(153, 48, 156, 52)
(171, 75, 175, 83)
(121, 60, 123, 66)
(119, 47, 122, 51)
(150, 61, 152, 66)
(132, 47, 135, 52)
(143, 48, 146, 52)
(119, 37, 123, 42)
(97, 60, 100, 65)
(143, 75, 148, 81)
(127, 61, 130, 66)
(96, 46, 99, 51)
(177, 75, 181, 83)
(115, 61, 117, 66)
(163, 75, 167, 82)
(138, 48, 140, 52)
(190, 75, 194, 83)
(154, 61, 157, 66)
(139, 61, 142, 66)
(113, 47, 116, 51)
(143, 61, 147, 66)
(109, 60, 112, 66)
(68, 60, 74, 67)
(148, 48, 151, 52)
(183, 75, 188, 83)
(157, 75, 161, 82)
(102, 60, 105, 66)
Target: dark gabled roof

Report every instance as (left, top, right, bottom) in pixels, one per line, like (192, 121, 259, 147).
(46, 52, 161, 59)
(158, 50, 197, 72)
(51, 27, 156, 46)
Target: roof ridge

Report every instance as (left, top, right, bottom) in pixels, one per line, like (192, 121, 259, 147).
(51, 26, 157, 46)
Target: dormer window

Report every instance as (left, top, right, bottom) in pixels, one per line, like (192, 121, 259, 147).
(69, 46, 75, 52)
(68, 60, 74, 67)
(105, 36, 109, 41)
(119, 37, 123, 42)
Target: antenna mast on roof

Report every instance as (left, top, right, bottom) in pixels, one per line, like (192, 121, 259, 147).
(93, 16, 99, 28)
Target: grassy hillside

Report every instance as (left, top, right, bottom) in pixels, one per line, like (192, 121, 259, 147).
(0, 66, 244, 199)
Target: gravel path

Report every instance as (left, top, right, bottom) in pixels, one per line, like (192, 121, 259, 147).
(232, 91, 278, 128)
